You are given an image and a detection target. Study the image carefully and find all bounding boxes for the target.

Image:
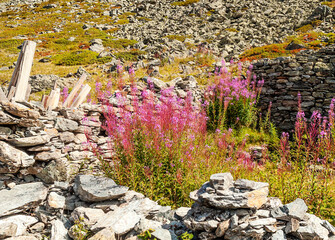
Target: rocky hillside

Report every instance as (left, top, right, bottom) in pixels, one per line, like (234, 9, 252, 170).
(0, 0, 334, 70)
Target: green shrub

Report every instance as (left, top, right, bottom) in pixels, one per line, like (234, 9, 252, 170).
(165, 35, 186, 42)
(52, 50, 99, 66)
(45, 38, 78, 51)
(0, 39, 23, 49)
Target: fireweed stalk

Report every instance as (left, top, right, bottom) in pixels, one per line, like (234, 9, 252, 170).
(205, 63, 264, 131)
(274, 96, 335, 217)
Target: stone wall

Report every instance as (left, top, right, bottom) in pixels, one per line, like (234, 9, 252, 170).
(0, 100, 105, 184)
(254, 45, 335, 131)
(0, 75, 203, 184)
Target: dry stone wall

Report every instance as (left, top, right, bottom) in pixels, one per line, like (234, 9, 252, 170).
(254, 45, 335, 131)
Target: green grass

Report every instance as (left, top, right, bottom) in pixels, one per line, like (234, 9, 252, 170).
(0, 39, 23, 52)
(114, 49, 146, 61)
(52, 50, 99, 66)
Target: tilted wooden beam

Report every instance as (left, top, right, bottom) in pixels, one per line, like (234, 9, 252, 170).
(7, 40, 36, 102)
(62, 73, 87, 108)
(70, 84, 91, 108)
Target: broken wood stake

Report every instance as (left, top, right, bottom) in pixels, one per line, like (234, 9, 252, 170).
(70, 84, 91, 108)
(62, 73, 87, 108)
(46, 88, 60, 111)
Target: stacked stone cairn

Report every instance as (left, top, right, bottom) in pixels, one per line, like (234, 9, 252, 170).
(183, 173, 335, 240)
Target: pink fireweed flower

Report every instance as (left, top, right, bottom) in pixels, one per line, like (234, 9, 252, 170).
(62, 87, 69, 102)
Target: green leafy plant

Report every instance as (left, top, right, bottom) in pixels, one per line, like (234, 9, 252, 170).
(70, 218, 92, 240)
(179, 232, 194, 240)
(138, 229, 157, 240)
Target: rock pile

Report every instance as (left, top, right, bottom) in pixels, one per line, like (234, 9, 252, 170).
(0, 173, 334, 239)
(183, 172, 335, 240)
(104, 0, 334, 59)
(0, 174, 186, 239)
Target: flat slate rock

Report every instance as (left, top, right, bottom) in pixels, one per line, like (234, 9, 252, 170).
(55, 118, 78, 132)
(271, 198, 308, 221)
(91, 208, 140, 235)
(2, 102, 40, 119)
(8, 135, 50, 147)
(0, 182, 48, 217)
(0, 214, 38, 237)
(0, 141, 35, 173)
(73, 175, 128, 202)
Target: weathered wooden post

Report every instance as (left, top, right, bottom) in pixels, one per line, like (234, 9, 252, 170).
(7, 40, 36, 102)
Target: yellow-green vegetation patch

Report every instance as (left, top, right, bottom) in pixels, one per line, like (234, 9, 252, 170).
(165, 35, 187, 42)
(295, 20, 322, 33)
(171, 0, 199, 6)
(114, 49, 146, 61)
(321, 1, 335, 8)
(52, 50, 109, 66)
(0, 53, 16, 67)
(137, 17, 152, 22)
(0, 39, 24, 51)
(118, 12, 136, 19)
(83, 28, 109, 40)
(44, 38, 79, 51)
(105, 28, 119, 34)
(115, 19, 129, 25)
(225, 28, 239, 32)
(240, 43, 298, 61)
(0, 26, 35, 38)
(240, 31, 335, 61)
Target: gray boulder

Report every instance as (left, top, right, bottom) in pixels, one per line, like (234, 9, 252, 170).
(0, 182, 48, 217)
(73, 175, 128, 202)
(55, 118, 79, 132)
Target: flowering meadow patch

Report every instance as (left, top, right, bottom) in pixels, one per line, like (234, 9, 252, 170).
(88, 64, 335, 224)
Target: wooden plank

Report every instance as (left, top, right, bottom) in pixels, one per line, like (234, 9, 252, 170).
(41, 95, 47, 108)
(63, 73, 87, 108)
(46, 88, 60, 111)
(45, 90, 55, 111)
(7, 40, 36, 102)
(7, 52, 23, 92)
(42, 95, 49, 109)
(70, 84, 91, 108)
